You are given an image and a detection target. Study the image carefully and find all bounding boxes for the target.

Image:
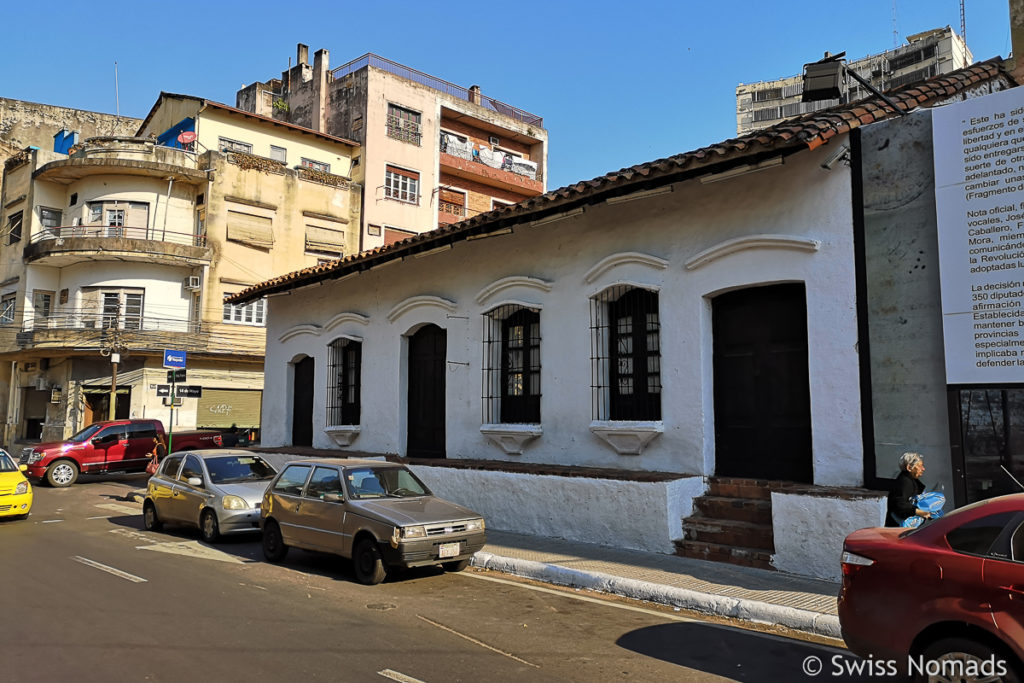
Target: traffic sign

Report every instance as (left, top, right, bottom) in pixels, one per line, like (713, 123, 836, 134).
(156, 384, 170, 397)
(175, 385, 203, 398)
(167, 369, 186, 383)
(163, 349, 186, 369)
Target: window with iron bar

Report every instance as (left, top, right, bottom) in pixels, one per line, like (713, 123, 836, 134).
(590, 286, 661, 421)
(327, 338, 361, 426)
(482, 305, 541, 424)
(386, 104, 422, 146)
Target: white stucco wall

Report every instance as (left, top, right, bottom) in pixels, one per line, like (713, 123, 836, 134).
(261, 145, 864, 488)
(770, 491, 887, 581)
(412, 466, 706, 553)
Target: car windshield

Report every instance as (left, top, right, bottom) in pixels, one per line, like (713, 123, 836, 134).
(345, 466, 431, 499)
(0, 451, 17, 472)
(204, 455, 276, 484)
(67, 424, 103, 443)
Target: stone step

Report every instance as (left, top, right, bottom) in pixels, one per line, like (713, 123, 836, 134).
(693, 495, 773, 525)
(673, 539, 774, 570)
(682, 518, 775, 552)
(707, 477, 778, 500)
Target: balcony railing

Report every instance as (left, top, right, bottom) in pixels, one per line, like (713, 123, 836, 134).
(330, 54, 543, 127)
(385, 115, 422, 146)
(440, 133, 540, 182)
(30, 225, 207, 248)
(9, 318, 265, 355)
(438, 201, 465, 217)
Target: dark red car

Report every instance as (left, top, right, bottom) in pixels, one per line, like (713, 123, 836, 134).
(839, 494, 1024, 680)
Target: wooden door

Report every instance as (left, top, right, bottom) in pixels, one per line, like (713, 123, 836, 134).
(407, 325, 446, 458)
(713, 284, 813, 483)
(292, 356, 314, 447)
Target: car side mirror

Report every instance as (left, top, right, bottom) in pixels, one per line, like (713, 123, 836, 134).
(187, 476, 203, 487)
(322, 493, 344, 503)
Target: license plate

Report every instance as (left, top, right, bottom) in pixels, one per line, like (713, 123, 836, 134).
(438, 542, 460, 558)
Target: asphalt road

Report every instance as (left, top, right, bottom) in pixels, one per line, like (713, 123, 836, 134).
(2, 474, 875, 682)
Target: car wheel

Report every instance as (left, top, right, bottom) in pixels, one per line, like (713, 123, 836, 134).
(920, 637, 1021, 683)
(353, 538, 388, 585)
(262, 520, 289, 563)
(199, 509, 220, 543)
(442, 558, 471, 573)
(45, 460, 78, 488)
(143, 501, 163, 531)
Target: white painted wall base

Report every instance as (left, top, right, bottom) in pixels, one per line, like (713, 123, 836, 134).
(770, 491, 887, 581)
(410, 466, 706, 554)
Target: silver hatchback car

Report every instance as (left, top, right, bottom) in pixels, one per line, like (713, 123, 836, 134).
(143, 449, 277, 542)
(261, 458, 486, 584)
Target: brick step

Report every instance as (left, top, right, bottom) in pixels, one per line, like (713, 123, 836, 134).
(693, 495, 773, 525)
(682, 518, 775, 552)
(707, 477, 785, 500)
(674, 539, 774, 570)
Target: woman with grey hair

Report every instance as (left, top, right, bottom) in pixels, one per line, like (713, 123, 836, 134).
(887, 452, 928, 526)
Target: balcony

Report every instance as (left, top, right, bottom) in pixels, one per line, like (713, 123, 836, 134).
(34, 137, 206, 185)
(438, 200, 466, 226)
(24, 226, 211, 267)
(5, 318, 265, 357)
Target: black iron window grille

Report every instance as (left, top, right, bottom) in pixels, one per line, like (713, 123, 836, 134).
(482, 305, 541, 424)
(590, 286, 661, 421)
(327, 338, 361, 426)
(386, 104, 422, 146)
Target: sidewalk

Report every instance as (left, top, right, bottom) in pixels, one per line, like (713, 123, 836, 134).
(124, 487, 841, 639)
(474, 530, 841, 640)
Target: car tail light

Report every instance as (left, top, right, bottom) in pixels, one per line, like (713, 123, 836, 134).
(840, 550, 874, 577)
(213, 435, 223, 446)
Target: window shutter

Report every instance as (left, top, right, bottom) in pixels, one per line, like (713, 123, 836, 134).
(226, 210, 274, 247)
(305, 225, 345, 254)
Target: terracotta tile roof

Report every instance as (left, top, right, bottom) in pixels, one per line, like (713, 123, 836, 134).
(228, 58, 1009, 305)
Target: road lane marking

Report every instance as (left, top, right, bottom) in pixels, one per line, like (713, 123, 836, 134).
(416, 614, 539, 668)
(377, 670, 425, 683)
(87, 515, 113, 520)
(72, 556, 147, 583)
(41, 519, 64, 523)
(95, 503, 141, 515)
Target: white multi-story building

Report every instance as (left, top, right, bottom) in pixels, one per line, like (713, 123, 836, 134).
(736, 27, 973, 135)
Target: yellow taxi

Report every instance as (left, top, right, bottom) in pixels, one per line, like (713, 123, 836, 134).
(0, 449, 32, 520)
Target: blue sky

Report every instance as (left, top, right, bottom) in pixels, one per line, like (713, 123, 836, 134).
(0, 1, 1011, 189)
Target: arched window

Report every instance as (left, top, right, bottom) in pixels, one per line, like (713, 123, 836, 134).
(327, 338, 361, 426)
(483, 305, 541, 424)
(591, 286, 661, 421)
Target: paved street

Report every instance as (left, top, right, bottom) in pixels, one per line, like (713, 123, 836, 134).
(2, 477, 874, 682)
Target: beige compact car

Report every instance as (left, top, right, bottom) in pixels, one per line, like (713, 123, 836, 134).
(260, 459, 486, 584)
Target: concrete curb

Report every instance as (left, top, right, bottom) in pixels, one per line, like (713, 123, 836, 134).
(471, 551, 841, 639)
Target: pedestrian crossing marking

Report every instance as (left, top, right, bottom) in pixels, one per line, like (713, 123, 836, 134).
(95, 503, 141, 516)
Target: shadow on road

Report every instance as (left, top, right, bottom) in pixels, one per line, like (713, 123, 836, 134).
(616, 622, 909, 682)
(101, 513, 449, 585)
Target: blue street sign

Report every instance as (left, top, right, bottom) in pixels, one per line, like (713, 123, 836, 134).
(163, 349, 187, 369)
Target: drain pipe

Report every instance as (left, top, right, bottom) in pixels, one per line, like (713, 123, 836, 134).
(6, 360, 17, 451)
(162, 176, 174, 241)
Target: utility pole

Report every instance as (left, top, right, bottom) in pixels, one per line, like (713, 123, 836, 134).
(100, 326, 126, 420)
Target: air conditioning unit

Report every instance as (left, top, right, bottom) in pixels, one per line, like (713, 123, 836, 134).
(184, 275, 201, 290)
(489, 136, 500, 146)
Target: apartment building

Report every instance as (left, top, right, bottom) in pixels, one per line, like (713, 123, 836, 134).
(736, 27, 973, 134)
(0, 93, 360, 445)
(237, 45, 547, 250)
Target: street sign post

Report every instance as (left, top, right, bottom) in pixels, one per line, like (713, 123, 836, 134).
(156, 385, 170, 397)
(175, 385, 203, 398)
(163, 350, 186, 369)
(167, 369, 186, 383)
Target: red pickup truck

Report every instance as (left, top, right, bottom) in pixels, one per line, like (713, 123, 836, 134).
(19, 419, 226, 487)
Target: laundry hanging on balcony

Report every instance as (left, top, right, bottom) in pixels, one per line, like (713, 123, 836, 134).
(441, 133, 473, 161)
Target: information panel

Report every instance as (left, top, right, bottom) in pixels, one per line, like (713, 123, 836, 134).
(933, 86, 1024, 384)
